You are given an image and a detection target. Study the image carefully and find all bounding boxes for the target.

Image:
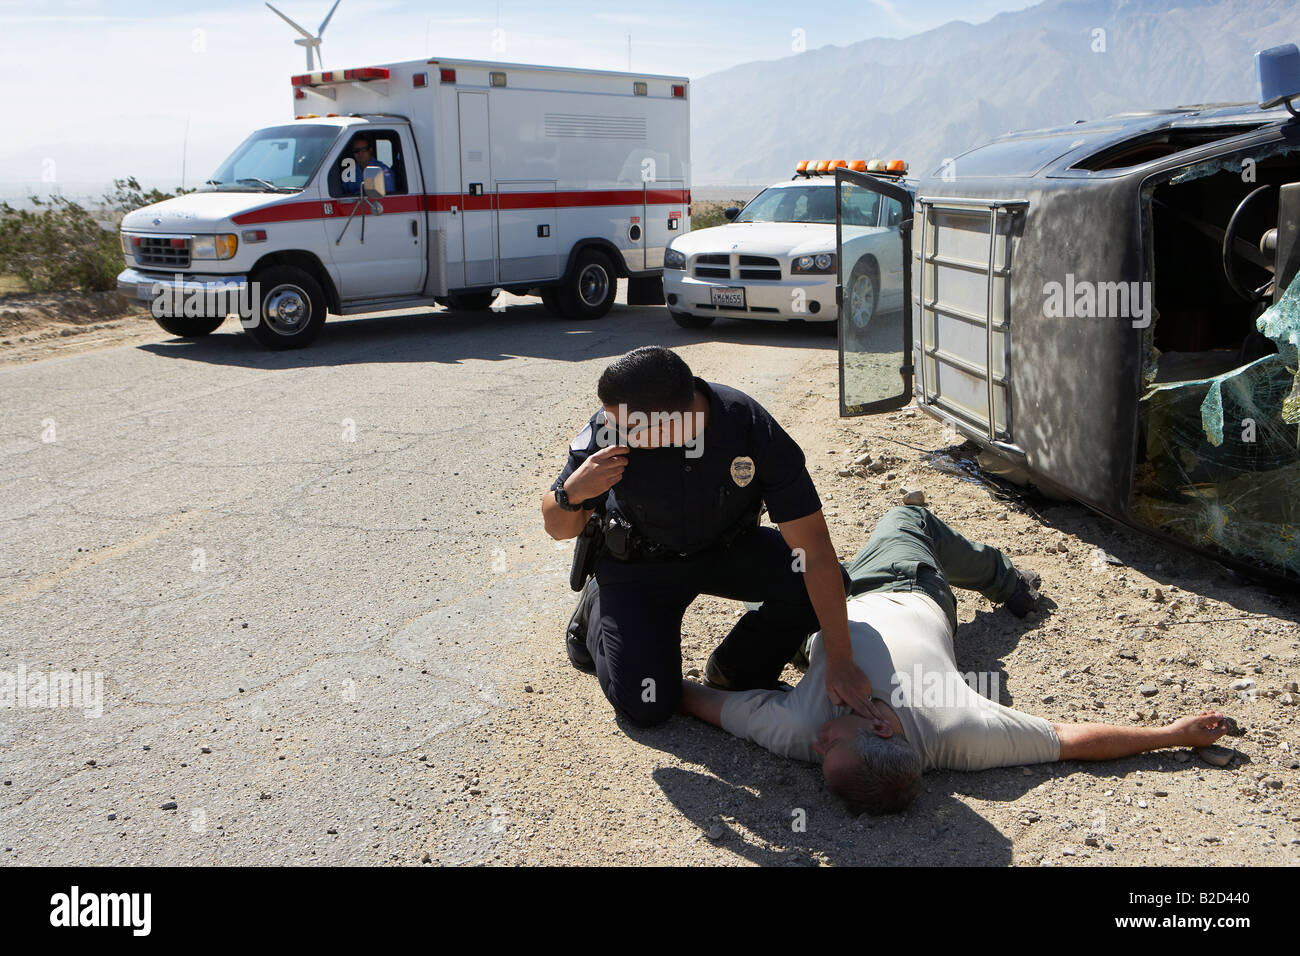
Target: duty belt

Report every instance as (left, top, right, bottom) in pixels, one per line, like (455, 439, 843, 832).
(602, 507, 761, 562)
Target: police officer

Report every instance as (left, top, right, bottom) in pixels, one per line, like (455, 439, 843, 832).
(542, 345, 874, 727)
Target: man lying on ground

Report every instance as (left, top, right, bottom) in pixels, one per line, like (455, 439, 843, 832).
(680, 506, 1232, 814)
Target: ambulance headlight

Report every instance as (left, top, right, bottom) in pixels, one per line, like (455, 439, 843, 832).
(191, 234, 239, 260)
(792, 253, 835, 274)
(664, 246, 686, 270)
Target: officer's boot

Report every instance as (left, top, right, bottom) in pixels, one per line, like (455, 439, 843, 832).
(565, 576, 598, 673)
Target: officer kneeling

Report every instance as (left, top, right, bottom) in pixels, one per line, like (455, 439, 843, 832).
(542, 346, 873, 727)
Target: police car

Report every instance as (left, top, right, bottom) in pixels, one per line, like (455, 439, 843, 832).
(663, 159, 910, 333)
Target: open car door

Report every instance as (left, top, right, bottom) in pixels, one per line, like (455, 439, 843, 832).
(835, 167, 914, 416)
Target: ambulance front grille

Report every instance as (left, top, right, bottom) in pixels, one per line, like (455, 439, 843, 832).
(136, 236, 190, 268)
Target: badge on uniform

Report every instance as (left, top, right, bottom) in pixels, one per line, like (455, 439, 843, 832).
(730, 456, 755, 487)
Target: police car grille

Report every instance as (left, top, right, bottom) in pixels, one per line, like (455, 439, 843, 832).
(694, 254, 730, 279)
(136, 237, 190, 268)
(737, 255, 781, 280)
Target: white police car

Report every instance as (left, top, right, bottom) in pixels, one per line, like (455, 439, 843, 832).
(664, 160, 910, 333)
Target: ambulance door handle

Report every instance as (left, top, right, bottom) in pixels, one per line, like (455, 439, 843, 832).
(410, 220, 418, 237)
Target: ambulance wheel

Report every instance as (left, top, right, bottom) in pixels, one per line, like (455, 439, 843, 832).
(245, 266, 327, 350)
(559, 249, 617, 319)
(446, 292, 498, 310)
(670, 310, 714, 330)
(539, 287, 566, 317)
(154, 315, 226, 338)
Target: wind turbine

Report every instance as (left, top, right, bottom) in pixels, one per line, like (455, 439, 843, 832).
(266, 0, 341, 71)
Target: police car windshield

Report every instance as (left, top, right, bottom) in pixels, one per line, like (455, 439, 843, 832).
(202, 125, 338, 192)
(735, 185, 836, 224)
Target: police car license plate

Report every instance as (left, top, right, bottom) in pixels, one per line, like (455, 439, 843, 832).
(710, 287, 745, 309)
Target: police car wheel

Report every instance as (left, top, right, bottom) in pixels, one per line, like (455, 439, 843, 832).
(539, 286, 565, 316)
(245, 266, 327, 350)
(847, 258, 879, 330)
(559, 250, 617, 319)
(153, 314, 226, 338)
(670, 310, 714, 329)
(446, 292, 498, 310)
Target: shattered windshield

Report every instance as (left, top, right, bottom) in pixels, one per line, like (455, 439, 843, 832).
(1134, 275, 1300, 580)
(201, 125, 338, 192)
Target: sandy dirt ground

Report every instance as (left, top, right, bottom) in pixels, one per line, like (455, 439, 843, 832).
(2, 290, 1297, 866)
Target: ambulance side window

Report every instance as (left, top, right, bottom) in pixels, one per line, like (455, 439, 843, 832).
(328, 129, 410, 197)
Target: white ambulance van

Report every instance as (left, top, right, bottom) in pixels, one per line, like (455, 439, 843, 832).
(117, 57, 691, 348)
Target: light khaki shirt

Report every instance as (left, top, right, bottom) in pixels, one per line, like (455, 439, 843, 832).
(720, 591, 1060, 771)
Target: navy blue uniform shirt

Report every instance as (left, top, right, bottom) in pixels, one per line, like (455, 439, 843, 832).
(551, 378, 822, 555)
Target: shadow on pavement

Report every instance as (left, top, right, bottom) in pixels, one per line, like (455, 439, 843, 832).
(136, 301, 840, 371)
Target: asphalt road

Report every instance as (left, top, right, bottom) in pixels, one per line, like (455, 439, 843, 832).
(0, 291, 836, 864)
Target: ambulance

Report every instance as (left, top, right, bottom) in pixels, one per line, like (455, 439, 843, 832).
(116, 57, 691, 348)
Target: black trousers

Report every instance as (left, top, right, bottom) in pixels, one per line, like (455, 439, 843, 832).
(584, 525, 850, 727)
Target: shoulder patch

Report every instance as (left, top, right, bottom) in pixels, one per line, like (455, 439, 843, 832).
(570, 423, 594, 452)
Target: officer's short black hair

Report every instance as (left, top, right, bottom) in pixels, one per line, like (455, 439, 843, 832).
(597, 346, 695, 413)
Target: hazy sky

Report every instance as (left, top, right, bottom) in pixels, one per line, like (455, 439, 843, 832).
(5, 0, 1038, 195)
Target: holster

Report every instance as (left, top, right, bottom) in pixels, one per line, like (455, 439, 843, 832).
(569, 513, 605, 591)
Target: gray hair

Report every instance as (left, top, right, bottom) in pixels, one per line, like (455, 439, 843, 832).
(827, 731, 923, 815)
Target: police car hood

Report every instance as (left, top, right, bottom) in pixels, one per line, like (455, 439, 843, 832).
(120, 192, 294, 233)
(671, 221, 835, 258)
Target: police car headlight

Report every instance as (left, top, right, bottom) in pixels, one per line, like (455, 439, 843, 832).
(190, 234, 239, 260)
(791, 253, 835, 274)
(664, 247, 686, 270)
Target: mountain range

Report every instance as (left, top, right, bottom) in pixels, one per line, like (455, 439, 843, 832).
(690, 0, 1300, 184)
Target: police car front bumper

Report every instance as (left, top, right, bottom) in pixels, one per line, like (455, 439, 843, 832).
(662, 271, 836, 322)
(117, 268, 250, 307)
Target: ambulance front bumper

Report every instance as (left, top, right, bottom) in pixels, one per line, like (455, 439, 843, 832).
(117, 268, 250, 306)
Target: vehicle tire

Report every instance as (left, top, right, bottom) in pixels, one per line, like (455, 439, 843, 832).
(154, 314, 226, 338)
(670, 310, 715, 330)
(244, 266, 327, 350)
(539, 286, 566, 317)
(445, 292, 498, 310)
(846, 258, 880, 332)
(558, 249, 617, 319)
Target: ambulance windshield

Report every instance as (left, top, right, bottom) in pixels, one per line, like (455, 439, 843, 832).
(202, 124, 339, 192)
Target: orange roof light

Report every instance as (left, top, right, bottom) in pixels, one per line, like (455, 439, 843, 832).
(829, 160, 847, 170)
(815, 160, 830, 172)
(796, 160, 810, 173)
(848, 160, 867, 171)
(887, 159, 907, 173)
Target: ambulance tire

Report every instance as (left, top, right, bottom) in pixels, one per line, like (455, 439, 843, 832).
(154, 315, 227, 338)
(446, 292, 498, 311)
(670, 310, 714, 330)
(245, 266, 327, 350)
(539, 287, 566, 317)
(559, 249, 617, 319)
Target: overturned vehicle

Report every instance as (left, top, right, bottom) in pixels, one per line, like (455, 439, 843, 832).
(836, 44, 1300, 584)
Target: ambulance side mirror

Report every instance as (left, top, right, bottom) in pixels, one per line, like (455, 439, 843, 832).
(723, 207, 740, 222)
(363, 165, 387, 199)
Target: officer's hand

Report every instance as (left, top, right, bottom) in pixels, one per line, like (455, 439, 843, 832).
(564, 444, 630, 502)
(825, 658, 874, 717)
